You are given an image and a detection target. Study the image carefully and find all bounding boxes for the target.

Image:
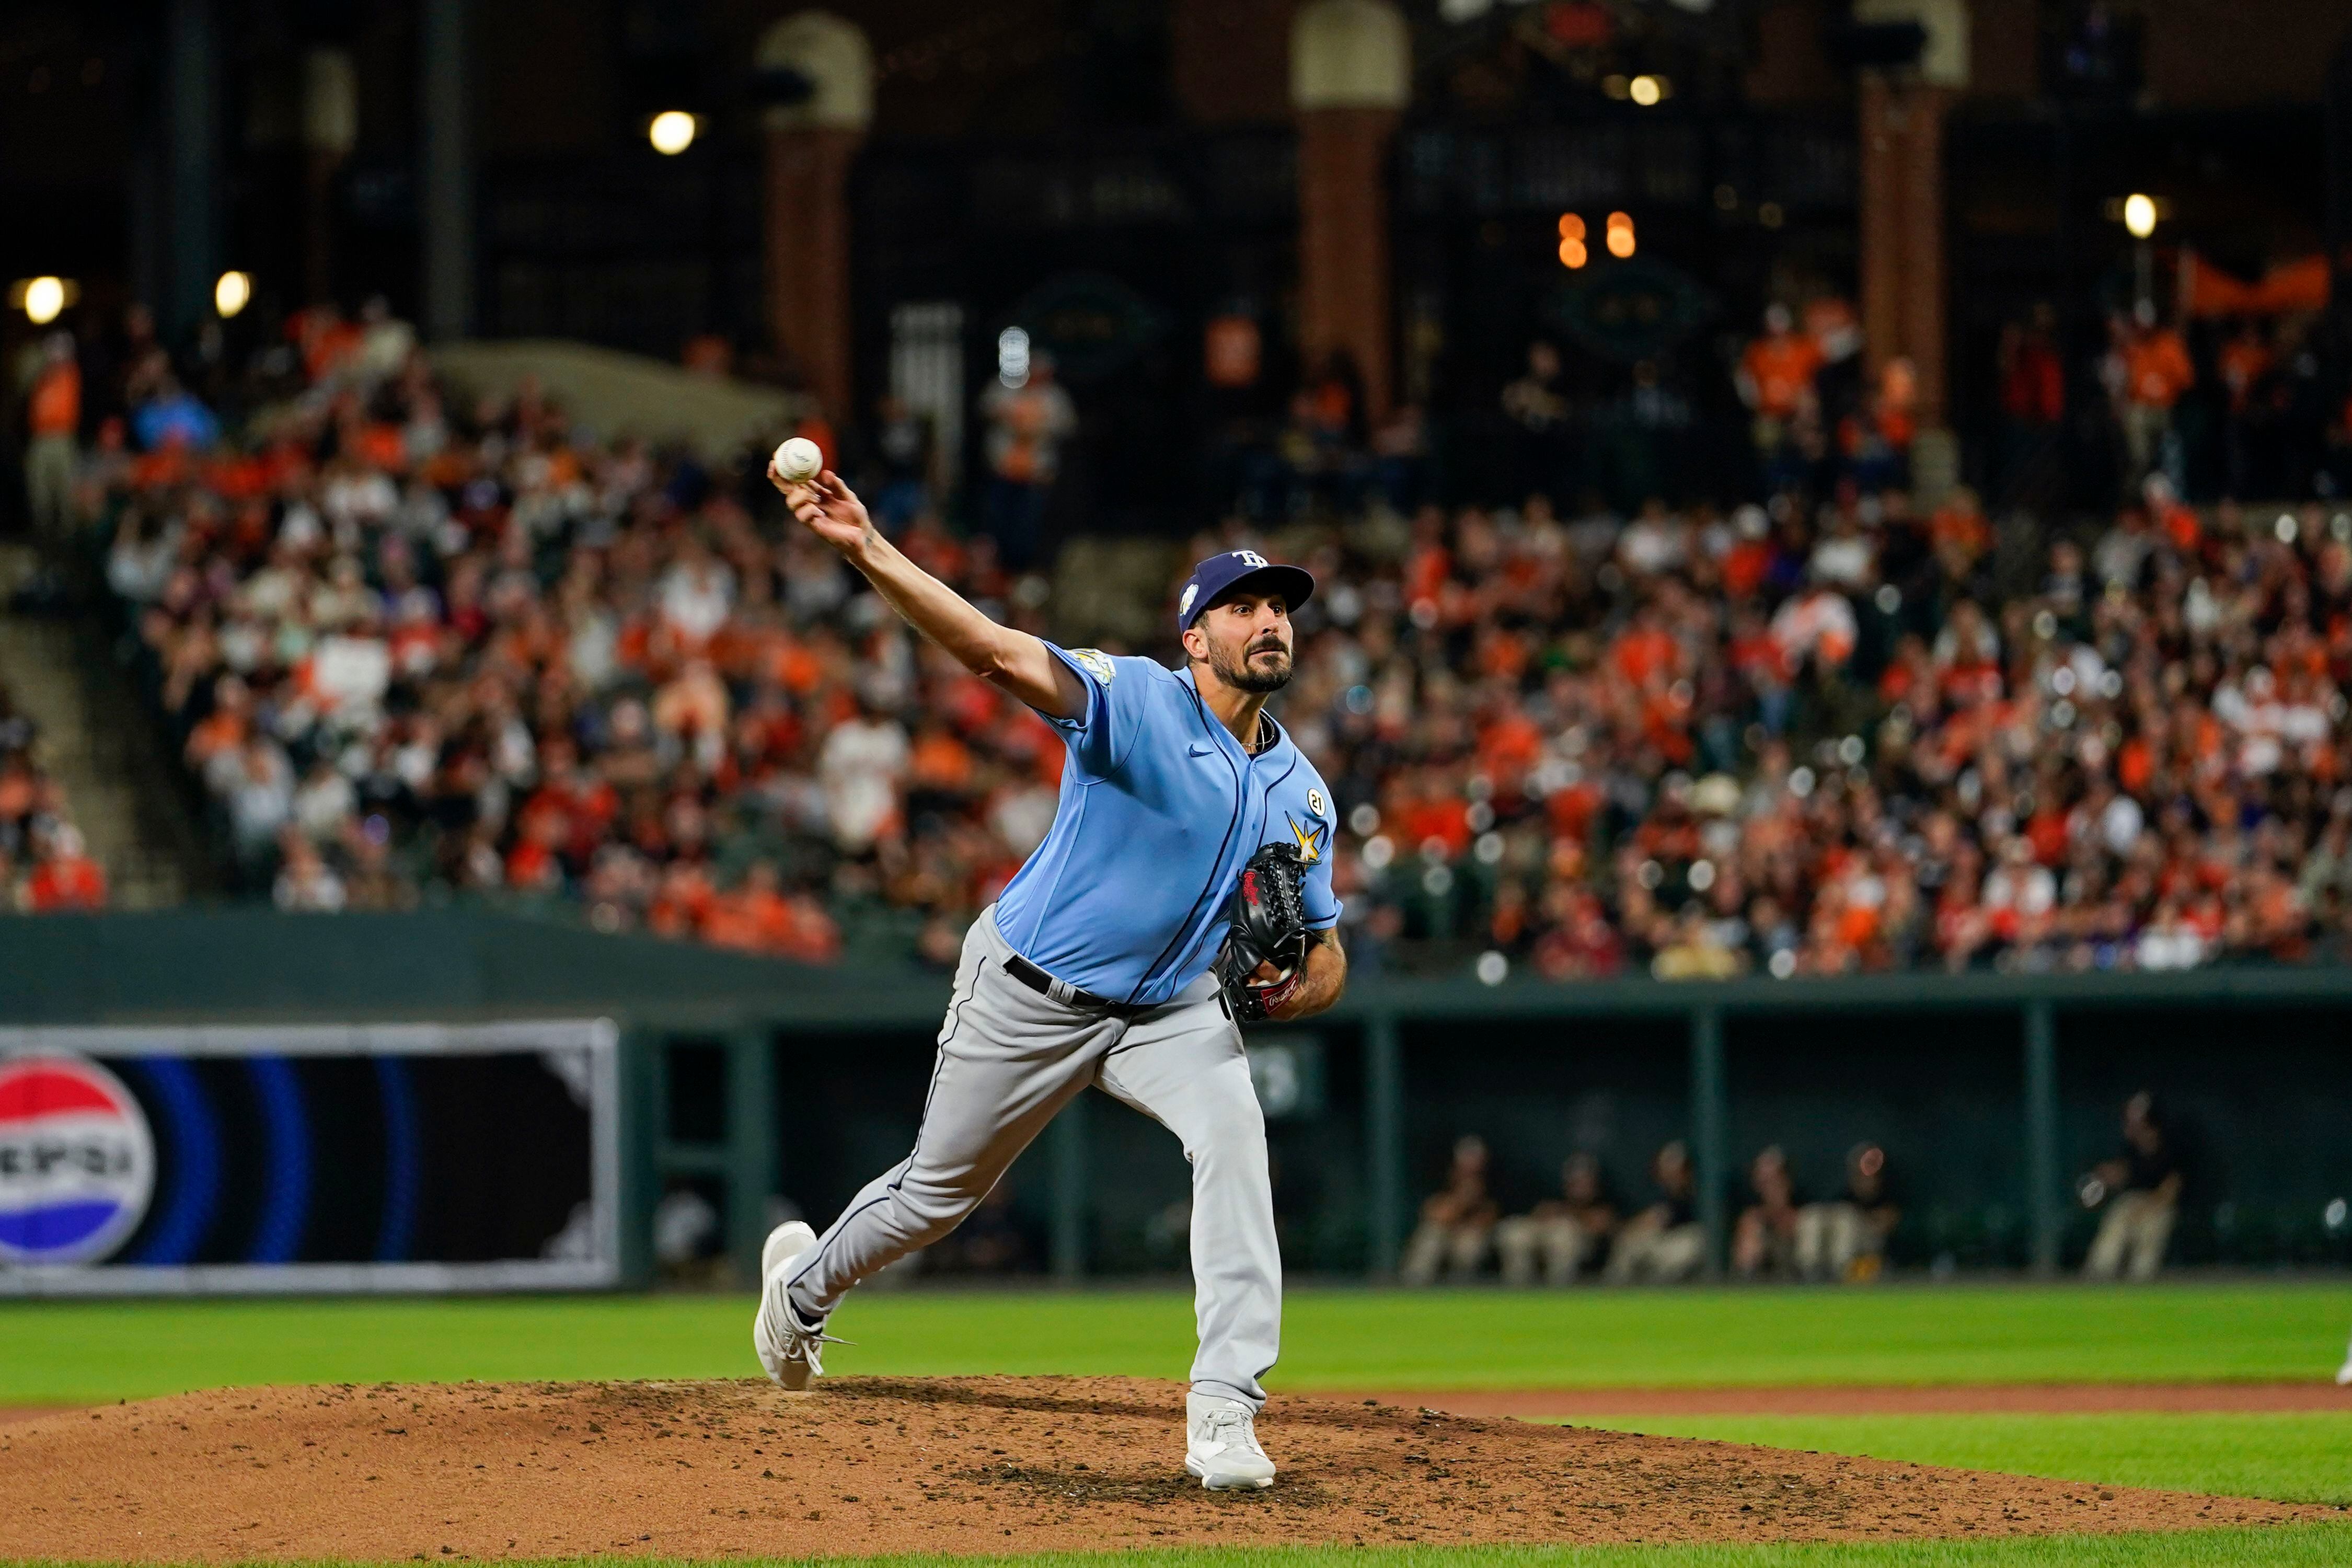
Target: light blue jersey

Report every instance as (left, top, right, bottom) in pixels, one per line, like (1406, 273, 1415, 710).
(991, 644, 1342, 1008)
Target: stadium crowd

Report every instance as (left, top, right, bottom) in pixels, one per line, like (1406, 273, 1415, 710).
(1296, 474, 2352, 979)
(20, 287, 2352, 979)
(0, 679, 106, 912)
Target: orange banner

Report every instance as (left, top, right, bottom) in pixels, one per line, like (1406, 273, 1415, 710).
(2181, 252, 2332, 317)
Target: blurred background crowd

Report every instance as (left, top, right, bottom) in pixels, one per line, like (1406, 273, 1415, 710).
(10, 283, 2352, 986)
(6, 0, 2352, 985)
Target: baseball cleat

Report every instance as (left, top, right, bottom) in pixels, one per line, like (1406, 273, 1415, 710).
(1184, 1391, 1276, 1490)
(761, 1218, 815, 1283)
(2336, 1352, 2352, 1388)
(752, 1220, 843, 1390)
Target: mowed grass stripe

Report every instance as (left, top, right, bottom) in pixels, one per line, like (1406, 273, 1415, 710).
(1556, 1412, 2352, 1507)
(3, 1283, 2349, 1404)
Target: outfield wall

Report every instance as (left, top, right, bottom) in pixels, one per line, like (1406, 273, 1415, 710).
(4, 911, 2349, 1288)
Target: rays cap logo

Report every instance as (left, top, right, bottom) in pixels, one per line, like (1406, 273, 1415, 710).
(1177, 550, 1316, 631)
(0, 1056, 155, 1266)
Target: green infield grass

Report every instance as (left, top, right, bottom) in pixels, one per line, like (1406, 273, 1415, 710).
(1564, 1412, 2352, 1505)
(3, 1282, 2348, 1405)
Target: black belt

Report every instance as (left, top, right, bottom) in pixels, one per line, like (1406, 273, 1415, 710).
(1003, 954, 1156, 1020)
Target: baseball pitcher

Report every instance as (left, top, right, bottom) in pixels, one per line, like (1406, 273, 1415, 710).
(751, 462, 1346, 1490)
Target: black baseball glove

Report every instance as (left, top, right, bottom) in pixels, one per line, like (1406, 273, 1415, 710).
(1216, 841, 1310, 1024)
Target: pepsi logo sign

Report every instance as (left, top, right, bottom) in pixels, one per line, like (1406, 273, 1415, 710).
(0, 1056, 155, 1266)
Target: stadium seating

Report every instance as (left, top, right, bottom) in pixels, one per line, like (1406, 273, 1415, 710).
(63, 307, 2352, 977)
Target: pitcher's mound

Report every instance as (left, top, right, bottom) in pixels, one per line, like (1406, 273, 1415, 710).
(0, 1376, 2314, 1561)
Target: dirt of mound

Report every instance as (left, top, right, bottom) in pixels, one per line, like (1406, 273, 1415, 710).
(1361, 1383, 2352, 1419)
(0, 1377, 2319, 1562)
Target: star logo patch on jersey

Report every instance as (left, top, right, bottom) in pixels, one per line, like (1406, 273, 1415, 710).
(1068, 648, 1116, 684)
(1284, 812, 1329, 864)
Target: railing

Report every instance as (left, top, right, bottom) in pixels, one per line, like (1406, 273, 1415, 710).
(622, 963, 2352, 1285)
(6, 909, 2347, 1287)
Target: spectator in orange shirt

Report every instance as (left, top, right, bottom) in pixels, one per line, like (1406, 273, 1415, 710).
(1928, 485, 1992, 573)
(2218, 320, 2272, 416)
(23, 823, 106, 912)
(1609, 604, 1677, 688)
(21, 332, 82, 540)
(1737, 304, 1823, 455)
(700, 860, 800, 955)
(2117, 306, 2194, 492)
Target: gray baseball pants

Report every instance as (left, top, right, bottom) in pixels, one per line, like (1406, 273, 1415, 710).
(783, 906, 1281, 1408)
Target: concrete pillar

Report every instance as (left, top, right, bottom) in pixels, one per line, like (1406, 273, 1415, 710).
(1688, 1008, 1728, 1279)
(163, 0, 221, 339)
(420, 0, 474, 341)
(2326, 40, 2352, 294)
(725, 1028, 780, 1286)
(1855, 2, 1969, 446)
(1860, 79, 1955, 429)
(1899, 87, 1951, 431)
(302, 50, 359, 307)
(757, 13, 873, 422)
(1049, 1094, 1089, 1281)
(2023, 1002, 2060, 1277)
(1857, 74, 1905, 406)
(1363, 1012, 1403, 1277)
(1292, 0, 1409, 420)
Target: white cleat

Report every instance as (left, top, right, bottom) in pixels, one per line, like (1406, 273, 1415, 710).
(752, 1220, 839, 1391)
(1184, 1392, 1276, 1490)
(2336, 1353, 2352, 1388)
(761, 1218, 815, 1283)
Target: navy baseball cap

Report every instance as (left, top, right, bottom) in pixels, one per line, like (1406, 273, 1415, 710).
(1177, 549, 1316, 632)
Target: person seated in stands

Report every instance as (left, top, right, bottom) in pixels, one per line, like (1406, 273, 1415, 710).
(1731, 1145, 1801, 1278)
(1651, 903, 1745, 979)
(1493, 1151, 1619, 1286)
(1399, 1135, 1499, 1285)
(2081, 1090, 2183, 1281)
(1796, 1142, 1902, 1282)
(1603, 1140, 1707, 1284)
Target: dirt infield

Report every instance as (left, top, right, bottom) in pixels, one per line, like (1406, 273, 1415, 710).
(1359, 1383, 2352, 1418)
(0, 1378, 2321, 1561)
(0, 1406, 73, 1425)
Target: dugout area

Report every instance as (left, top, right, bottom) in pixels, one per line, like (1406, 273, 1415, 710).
(7, 910, 2352, 1292)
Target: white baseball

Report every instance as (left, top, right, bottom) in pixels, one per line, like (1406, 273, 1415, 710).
(773, 436, 824, 482)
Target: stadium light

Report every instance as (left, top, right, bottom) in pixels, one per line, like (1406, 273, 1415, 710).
(21, 275, 65, 325)
(1629, 75, 1664, 107)
(649, 110, 698, 155)
(2122, 193, 2157, 239)
(1606, 211, 1635, 258)
(214, 270, 252, 319)
(1558, 213, 1589, 268)
(997, 325, 1031, 389)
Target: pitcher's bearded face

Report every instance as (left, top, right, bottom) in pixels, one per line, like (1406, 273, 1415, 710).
(1192, 593, 1294, 693)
